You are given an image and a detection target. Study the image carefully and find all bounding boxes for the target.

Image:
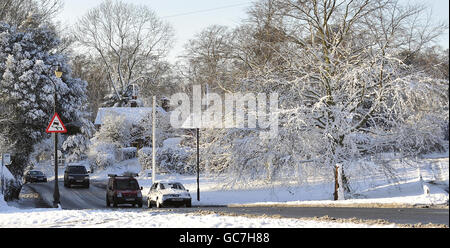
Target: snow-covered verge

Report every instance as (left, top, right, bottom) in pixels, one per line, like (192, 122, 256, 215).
(24, 153, 450, 208)
(0, 194, 15, 212)
(0, 154, 447, 228)
(98, 155, 449, 208)
(1, 164, 22, 201)
(0, 208, 395, 228)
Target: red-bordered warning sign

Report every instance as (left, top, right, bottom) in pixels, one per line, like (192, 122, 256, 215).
(46, 113, 67, 133)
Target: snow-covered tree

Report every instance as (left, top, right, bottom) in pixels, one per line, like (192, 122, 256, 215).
(0, 0, 62, 27)
(184, 0, 449, 199)
(0, 18, 89, 176)
(93, 114, 133, 147)
(73, 0, 174, 107)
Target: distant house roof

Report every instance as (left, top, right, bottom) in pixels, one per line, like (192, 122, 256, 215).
(94, 107, 166, 126)
(180, 112, 225, 129)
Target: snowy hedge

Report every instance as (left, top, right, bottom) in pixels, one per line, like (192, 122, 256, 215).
(121, 147, 137, 160)
(88, 139, 117, 169)
(1, 166, 21, 201)
(138, 145, 194, 174)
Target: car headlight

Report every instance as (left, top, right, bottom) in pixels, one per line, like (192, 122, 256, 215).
(84, 176, 89, 179)
(68, 176, 74, 179)
(117, 192, 122, 197)
(137, 192, 142, 197)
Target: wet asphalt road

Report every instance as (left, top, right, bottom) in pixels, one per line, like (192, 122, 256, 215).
(200, 206, 449, 226)
(21, 180, 449, 226)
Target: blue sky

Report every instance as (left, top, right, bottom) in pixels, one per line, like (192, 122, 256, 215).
(56, 0, 449, 62)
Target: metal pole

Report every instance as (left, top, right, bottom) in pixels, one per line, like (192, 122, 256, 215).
(196, 128, 200, 201)
(1, 154, 4, 195)
(152, 96, 156, 183)
(53, 91, 60, 208)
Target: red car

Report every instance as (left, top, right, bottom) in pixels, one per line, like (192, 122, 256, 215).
(106, 174, 143, 208)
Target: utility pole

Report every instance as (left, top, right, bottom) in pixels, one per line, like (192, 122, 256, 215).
(152, 96, 156, 183)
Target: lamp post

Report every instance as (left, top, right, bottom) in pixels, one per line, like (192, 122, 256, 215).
(51, 66, 62, 208)
(196, 127, 199, 201)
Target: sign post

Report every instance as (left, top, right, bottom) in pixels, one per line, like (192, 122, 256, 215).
(46, 112, 67, 208)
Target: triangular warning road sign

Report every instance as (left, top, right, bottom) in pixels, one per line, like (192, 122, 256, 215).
(46, 113, 67, 133)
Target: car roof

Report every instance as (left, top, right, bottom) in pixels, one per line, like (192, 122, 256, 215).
(155, 181, 182, 184)
(110, 176, 137, 180)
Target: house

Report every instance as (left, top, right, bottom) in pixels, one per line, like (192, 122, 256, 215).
(94, 107, 154, 130)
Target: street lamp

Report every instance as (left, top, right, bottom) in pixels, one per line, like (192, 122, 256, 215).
(52, 66, 62, 208)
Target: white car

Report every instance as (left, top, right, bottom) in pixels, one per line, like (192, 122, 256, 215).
(146, 181, 192, 208)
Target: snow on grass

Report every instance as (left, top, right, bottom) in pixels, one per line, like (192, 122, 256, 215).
(15, 153, 449, 209)
(0, 208, 394, 228)
(0, 194, 16, 212)
(0, 154, 447, 228)
(30, 153, 449, 207)
(113, 156, 449, 207)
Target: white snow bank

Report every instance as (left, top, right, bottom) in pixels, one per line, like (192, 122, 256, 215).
(1, 165, 15, 180)
(0, 194, 16, 212)
(0, 208, 394, 228)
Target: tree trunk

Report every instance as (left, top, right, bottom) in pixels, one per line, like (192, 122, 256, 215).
(334, 164, 339, 200)
(334, 163, 350, 200)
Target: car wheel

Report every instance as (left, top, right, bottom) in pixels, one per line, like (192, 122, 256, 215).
(106, 196, 110, 207)
(113, 197, 118, 208)
(138, 201, 142, 208)
(147, 199, 152, 208)
(186, 200, 191, 208)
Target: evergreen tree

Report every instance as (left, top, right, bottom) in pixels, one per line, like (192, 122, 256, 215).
(0, 17, 89, 176)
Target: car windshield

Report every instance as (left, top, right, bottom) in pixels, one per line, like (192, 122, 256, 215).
(30, 171, 43, 175)
(160, 183, 185, 190)
(67, 166, 87, 174)
(115, 179, 139, 190)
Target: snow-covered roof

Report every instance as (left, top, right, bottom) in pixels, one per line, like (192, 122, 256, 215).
(94, 107, 166, 126)
(180, 112, 224, 129)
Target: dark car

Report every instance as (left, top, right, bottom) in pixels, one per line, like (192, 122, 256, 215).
(106, 174, 143, 208)
(64, 165, 89, 188)
(24, 170, 47, 183)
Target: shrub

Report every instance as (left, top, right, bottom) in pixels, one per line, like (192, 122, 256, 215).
(121, 147, 137, 160)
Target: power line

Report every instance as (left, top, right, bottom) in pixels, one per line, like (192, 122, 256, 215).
(161, 2, 253, 19)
